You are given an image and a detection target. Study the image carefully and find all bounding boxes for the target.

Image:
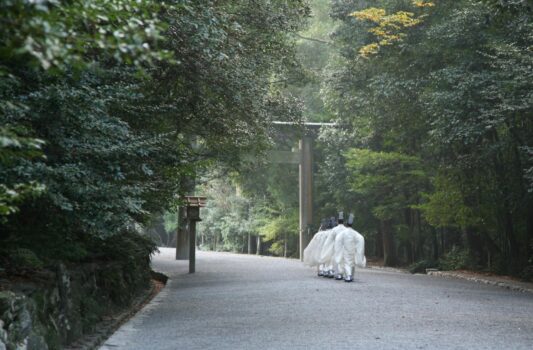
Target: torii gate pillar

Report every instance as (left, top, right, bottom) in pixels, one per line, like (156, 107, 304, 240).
(268, 121, 336, 261)
(299, 135, 313, 261)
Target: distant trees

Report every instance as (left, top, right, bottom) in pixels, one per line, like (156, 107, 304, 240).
(321, 0, 533, 275)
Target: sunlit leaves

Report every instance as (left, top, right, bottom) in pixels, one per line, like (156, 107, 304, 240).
(412, 1, 435, 8)
(349, 3, 433, 57)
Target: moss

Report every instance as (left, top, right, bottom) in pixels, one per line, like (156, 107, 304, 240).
(0, 231, 154, 349)
(79, 296, 105, 333)
(7, 248, 43, 269)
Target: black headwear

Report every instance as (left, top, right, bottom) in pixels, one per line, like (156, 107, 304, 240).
(328, 217, 335, 229)
(338, 211, 344, 224)
(347, 213, 354, 227)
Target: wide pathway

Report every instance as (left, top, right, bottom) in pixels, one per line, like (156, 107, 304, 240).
(100, 248, 533, 350)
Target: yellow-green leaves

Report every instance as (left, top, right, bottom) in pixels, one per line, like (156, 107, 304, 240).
(349, 1, 435, 58)
(412, 1, 435, 8)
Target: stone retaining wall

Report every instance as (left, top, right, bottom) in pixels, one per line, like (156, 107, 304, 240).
(0, 260, 151, 350)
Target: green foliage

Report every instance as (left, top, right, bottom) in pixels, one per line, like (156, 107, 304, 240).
(439, 246, 476, 271)
(1, 0, 310, 268)
(345, 149, 427, 221)
(199, 178, 255, 252)
(322, 0, 533, 273)
(415, 173, 480, 229)
(259, 209, 299, 256)
(520, 265, 533, 283)
(0, 127, 46, 218)
(0, 0, 173, 71)
(163, 211, 178, 235)
(315, 127, 360, 215)
(408, 259, 438, 274)
(5, 248, 44, 269)
(200, 156, 301, 256)
(95, 230, 157, 264)
(286, 0, 338, 122)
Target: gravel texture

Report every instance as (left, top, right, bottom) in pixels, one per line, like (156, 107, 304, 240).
(100, 248, 533, 350)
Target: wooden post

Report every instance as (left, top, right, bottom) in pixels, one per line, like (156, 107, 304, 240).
(176, 206, 189, 260)
(182, 196, 206, 273)
(299, 135, 313, 261)
(189, 220, 196, 274)
(176, 173, 195, 260)
(265, 122, 336, 260)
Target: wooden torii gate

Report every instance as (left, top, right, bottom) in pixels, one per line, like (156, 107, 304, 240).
(270, 122, 336, 261)
(175, 121, 336, 263)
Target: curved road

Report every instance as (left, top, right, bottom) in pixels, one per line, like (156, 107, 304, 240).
(100, 248, 533, 350)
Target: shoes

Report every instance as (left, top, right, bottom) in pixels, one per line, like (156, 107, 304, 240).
(327, 270, 335, 278)
(344, 275, 353, 282)
(335, 274, 343, 280)
(318, 271, 324, 277)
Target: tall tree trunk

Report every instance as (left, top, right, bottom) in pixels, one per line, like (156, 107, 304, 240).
(247, 233, 251, 254)
(432, 227, 439, 261)
(405, 208, 415, 263)
(462, 227, 484, 266)
(375, 226, 384, 258)
(284, 232, 288, 258)
(504, 206, 520, 273)
(489, 128, 520, 272)
(527, 201, 533, 263)
(256, 235, 261, 255)
(382, 220, 397, 266)
(441, 227, 446, 254)
(416, 210, 423, 262)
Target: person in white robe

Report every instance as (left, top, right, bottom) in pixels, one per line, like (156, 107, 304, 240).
(303, 219, 330, 276)
(319, 212, 346, 278)
(333, 221, 348, 280)
(341, 213, 366, 282)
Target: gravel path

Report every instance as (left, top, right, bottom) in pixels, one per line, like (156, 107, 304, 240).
(100, 248, 533, 350)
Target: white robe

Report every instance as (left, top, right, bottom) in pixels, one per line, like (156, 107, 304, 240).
(342, 227, 366, 273)
(334, 226, 348, 274)
(303, 229, 329, 267)
(319, 224, 346, 270)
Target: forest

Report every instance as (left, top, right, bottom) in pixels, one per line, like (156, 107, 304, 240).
(195, 0, 533, 279)
(1, 0, 532, 290)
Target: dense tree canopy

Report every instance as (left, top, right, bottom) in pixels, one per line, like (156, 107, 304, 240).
(2, 0, 532, 280)
(0, 0, 310, 265)
(318, 0, 533, 274)
(204, 0, 532, 279)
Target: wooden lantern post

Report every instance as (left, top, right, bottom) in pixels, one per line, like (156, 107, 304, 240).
(183, 196, 207, 274)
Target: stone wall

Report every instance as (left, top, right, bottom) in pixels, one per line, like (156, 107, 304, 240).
(0, 260, 151, 350)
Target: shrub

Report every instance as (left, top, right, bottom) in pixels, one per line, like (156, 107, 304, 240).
(408, 259, 439, 274)
(5, 248, 43, 269)
(439, 246, 475, 271)
(520, 266, 533, 282)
